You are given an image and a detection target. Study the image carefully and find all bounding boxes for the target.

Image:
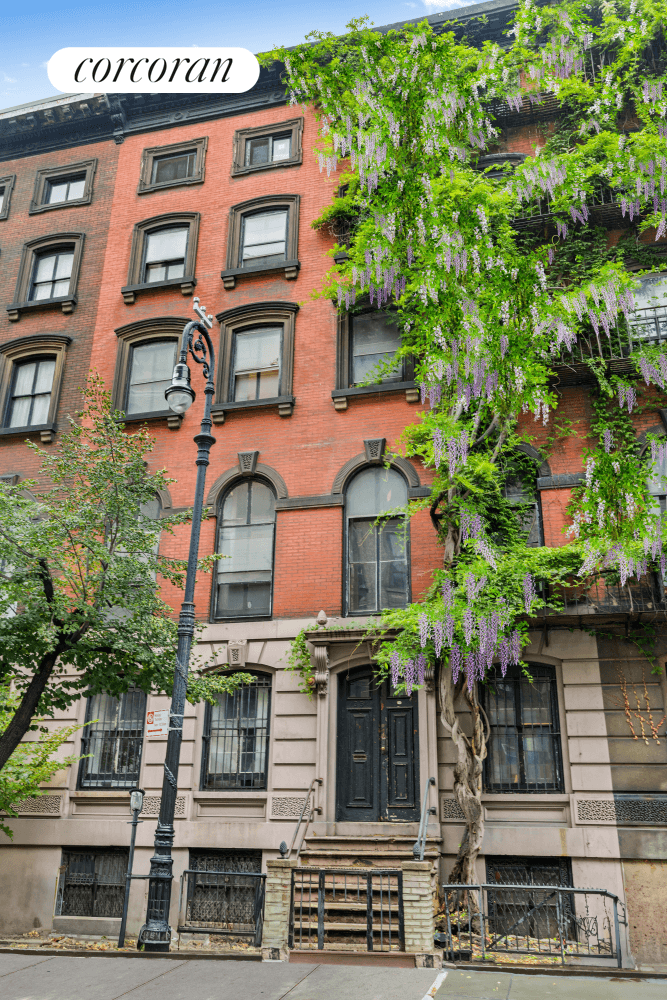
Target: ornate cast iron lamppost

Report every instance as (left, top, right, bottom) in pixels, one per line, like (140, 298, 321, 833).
(140, 298, 215, 951)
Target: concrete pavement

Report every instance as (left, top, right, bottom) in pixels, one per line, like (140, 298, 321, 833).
(435, 968, 667, 999)
(0, 954, 665, 1000)
(0, 953, 438, 1000)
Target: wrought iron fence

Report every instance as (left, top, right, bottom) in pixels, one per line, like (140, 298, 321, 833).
(290, 868, 403, 953)
(177, 869, 266, 946)
(55, 849, 128, 918)
(436, 884, 624, 967)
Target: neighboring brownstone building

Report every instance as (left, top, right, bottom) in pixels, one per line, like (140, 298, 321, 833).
(0, 1, 666, 971)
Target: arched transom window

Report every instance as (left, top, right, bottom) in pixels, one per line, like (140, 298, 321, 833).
(346, 466, 409, 614)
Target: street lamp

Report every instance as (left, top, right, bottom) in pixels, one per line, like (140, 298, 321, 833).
(139, 298, 216, 952)
(118, 788, 144, 949)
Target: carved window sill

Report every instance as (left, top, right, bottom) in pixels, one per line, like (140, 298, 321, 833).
(121, 276, 196, 305)
(331, 381, 419, 411)
(0, 422, 56, 443)
(220, 260, 300, 291)
(211, 395, 295, 425)
(7, 296, 77, 322)
(118, 410, 183, 430)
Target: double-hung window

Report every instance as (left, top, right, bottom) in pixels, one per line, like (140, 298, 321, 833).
(240, 211, 288, 269)
(245, 132, 291, 167)
(45, 174, 86, 205)
(214, 480, 276, 619)
(143, 226, 188, 283)
(151, 150, 197, 185)
(346, 467, 410, 614)
(349, 311, 402, 386)
(232, 326, 281, 401)
(126, 340, 178, 415)
(201, 673, 271, 789)
(484, 664, 564, 792)
(30, 249, 74, 301)
(78, 690, 146, 789)
(7, 357, 56, 428)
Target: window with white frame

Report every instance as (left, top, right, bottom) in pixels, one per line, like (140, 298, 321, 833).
(29, 248, 74, 301)
(142, 226, 188, 283)
(231, 326, 281, 401)
(125, 340, 178, 415)
(239, 210, 288, 268)
(346, 466, 410, 614)
(214, 479, 276, 619)
(7, 357, 56, 428)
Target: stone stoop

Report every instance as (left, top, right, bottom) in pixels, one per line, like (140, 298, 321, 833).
(298, 833, 441, 869)
(292, 835, 441, 954)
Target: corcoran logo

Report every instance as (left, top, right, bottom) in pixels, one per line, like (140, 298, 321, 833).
(48, 47, 260, 94)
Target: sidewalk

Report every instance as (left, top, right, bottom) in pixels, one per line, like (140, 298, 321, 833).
(435, 968, 667, 999)
(1, 954, 665, 1000)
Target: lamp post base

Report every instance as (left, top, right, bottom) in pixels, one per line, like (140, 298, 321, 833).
(138, 922, 172, 952)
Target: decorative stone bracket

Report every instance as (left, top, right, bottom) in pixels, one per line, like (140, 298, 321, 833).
(309, 636, 330, 697)
(227, 640, 248, 667)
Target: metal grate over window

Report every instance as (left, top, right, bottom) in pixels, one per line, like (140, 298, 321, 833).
(78, 690, 146, 789)
(483, 664, 563, 792)
(189, 849, 262, 873)
(485, 856, 574, 941)
(201, 674, 271, 790)
(55, 849, 128, 918)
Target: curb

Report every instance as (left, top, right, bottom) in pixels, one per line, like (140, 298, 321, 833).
(462, 962, 667, 981)
(0, 947, 261, 961)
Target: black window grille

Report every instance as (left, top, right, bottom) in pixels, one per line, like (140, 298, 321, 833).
(485, 856, 574, 940)
(346, 467, 410, 615)
(189, 849, 262, 873)
(483, 664, 563, 792)
(201, 674, 271, 790)
(55, 848, 128, 918)
(78, 690, 146, 789)
(503, 472, 543, 548)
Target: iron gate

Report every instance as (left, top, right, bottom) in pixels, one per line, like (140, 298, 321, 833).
(177, 870, 266, 946)
(437, 884, 625, 967)
(290, 868, 404, 952)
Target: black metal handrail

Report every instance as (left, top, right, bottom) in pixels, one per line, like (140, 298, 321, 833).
(413, 776, 436, 861)
(280, 777, 322, 861)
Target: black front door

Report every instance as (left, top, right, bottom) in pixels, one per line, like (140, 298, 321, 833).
(336, 666, 420, 822)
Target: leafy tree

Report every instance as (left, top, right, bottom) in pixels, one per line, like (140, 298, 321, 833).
(0, 378, 250, 775)
(268, 1, 667, 884)
(0, 682, 86, 839)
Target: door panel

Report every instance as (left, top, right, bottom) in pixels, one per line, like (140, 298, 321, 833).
(336, 667, 419, 822)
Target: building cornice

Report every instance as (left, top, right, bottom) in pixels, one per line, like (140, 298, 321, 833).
(0, 3, 520, 162)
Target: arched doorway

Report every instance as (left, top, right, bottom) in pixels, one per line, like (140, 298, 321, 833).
(335, 665, 420, 822)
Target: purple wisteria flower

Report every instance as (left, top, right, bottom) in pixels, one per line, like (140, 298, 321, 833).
(419, 613, 430, 648)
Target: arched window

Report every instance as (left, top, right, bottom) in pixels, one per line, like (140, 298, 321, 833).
(78, 690, 146, 789)
(214, 479, 276, 619)
(201, 672, 272, 789)
(345, 466, 409, 614)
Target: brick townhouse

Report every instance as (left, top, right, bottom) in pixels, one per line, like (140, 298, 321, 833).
(0, 0, 666, 969)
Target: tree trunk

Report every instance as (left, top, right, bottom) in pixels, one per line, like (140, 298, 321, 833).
(438, 663, 488, 885)
(0, 650, 62, 771)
